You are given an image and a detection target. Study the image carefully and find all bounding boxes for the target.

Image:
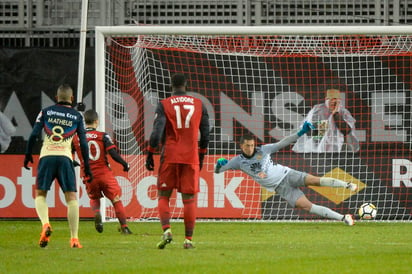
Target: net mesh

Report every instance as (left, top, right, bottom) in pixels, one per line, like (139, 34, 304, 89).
(101, 33, 412, 221)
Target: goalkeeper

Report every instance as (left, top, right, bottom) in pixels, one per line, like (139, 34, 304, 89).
(214, 121, 357, 225)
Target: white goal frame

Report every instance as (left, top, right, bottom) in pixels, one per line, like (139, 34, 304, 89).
(95, 25, 412, 222)
(96, 25, 412, 123)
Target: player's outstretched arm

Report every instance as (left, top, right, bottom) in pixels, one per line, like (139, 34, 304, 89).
(214, 158, 228, 173)
(297, 121, 316, 137)
(271, 121, 316, 151)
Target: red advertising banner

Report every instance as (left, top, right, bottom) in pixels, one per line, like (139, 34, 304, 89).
(0, 155, 261, 219)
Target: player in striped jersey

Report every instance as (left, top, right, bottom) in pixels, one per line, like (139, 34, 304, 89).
(24, 84, 92, 248)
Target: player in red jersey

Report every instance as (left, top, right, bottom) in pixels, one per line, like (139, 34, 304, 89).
(73, 109, 132, 234)
(146, 73, 210, 249)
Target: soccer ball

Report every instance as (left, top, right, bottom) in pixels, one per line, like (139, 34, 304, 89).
(358, 203, 377, 220)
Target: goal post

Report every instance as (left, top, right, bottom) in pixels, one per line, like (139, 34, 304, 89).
(95, 25, 412, 222)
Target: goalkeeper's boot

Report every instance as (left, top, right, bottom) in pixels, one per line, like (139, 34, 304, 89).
(120, 226, 133, 235)
(183, 239, 195, 249)
(70, 238, 83, 248)
(343, 214, 355, 226)
(39, 223, 52, 248)
(157, 228, 173, 249)
(346, 183, 358, 192)
(94, 212, 103, 233)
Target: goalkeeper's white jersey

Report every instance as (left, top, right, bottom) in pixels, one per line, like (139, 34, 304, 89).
(217, 143, 291, 192)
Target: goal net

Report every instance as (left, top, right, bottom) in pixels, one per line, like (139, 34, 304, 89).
(95, 26, 412, 222)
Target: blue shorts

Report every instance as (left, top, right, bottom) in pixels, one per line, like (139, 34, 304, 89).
(36, 156, 76, 192)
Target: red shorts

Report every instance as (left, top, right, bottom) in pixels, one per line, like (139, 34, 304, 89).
(157, 163, 199, 194)
(85, 174, 121, 201)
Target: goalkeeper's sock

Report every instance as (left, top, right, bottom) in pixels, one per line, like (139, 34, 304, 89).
(320, 177, 348, 188)
(67, 200, 79, 239)
(309, 204, 344, 221)
(35, 196, 49, 225)
(183, 197, 196, 239)
(113, 200, 127, 226)
(158, 196, 171, 230)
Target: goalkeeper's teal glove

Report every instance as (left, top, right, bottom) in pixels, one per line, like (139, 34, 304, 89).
(297, 121, 316, 137)
(217, 158, 228, 166)
(215, 158, 228, 173)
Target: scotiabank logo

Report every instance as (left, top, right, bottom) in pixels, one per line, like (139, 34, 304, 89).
(0, 155, 261, 219)
(0, 155, 91, 218)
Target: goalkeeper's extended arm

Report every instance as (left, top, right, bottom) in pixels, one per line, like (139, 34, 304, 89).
(214, 158, 228, 173)
(297, 121, 316, 137)
(272, 121, 316, 151)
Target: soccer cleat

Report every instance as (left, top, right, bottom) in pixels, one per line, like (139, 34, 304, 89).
(346, 182, 358, 192)
(183, 239, 195, 249)
(94, 212, 103, 233)
(343, 214, 355, 226)
(39, 223, 52, 248)
(157, 228, 173, 249)
(120, 226, 133, 235)
(70, 238, 83, 248)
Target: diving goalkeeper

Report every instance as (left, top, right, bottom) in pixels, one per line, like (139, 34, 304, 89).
(214, 122, 357, 225)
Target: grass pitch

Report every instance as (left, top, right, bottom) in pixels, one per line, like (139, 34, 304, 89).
(0, 220, 410, 273)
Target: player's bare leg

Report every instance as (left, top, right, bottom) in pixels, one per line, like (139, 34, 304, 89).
(157, 190, 173, 249)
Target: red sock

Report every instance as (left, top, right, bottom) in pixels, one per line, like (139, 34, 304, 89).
(183, 197, 196, 239)
(158, 196, 171, 231)
(90, 199, 100, 213)
(113, 201, 127, 226)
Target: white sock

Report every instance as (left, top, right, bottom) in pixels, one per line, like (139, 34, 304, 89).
(309, 204, 344, 221)
(320, 177, 348, 188)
